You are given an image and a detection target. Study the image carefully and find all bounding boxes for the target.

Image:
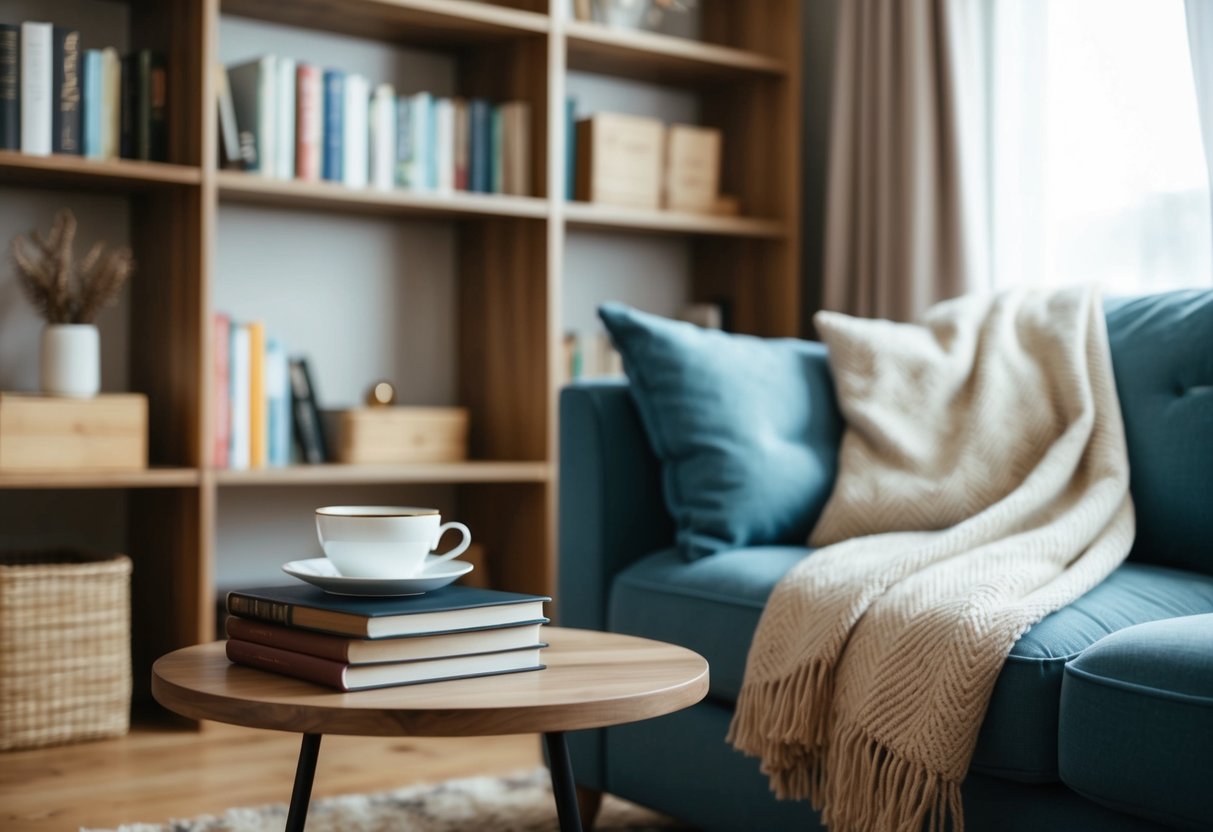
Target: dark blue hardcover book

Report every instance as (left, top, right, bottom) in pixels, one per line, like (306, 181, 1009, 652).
(52, 26, 81, 155)
(227, 583, 551, 638)
(0, 24, 18, 150)
(565, 96, 577, 200)
(322, 69, 343, 181)
(469, 98, 490, 193)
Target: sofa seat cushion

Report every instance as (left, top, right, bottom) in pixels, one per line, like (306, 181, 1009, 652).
(609, 550, 1213, 783)
(1058, 614, 1213, 829)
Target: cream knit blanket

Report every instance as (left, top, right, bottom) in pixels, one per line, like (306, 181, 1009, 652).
(728, 287, 1135, 832)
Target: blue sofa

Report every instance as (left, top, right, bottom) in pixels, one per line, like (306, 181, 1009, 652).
(558, 291, 1213, 831)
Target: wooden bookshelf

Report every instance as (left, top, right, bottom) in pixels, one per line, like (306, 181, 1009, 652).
(3, 0, 802, 719)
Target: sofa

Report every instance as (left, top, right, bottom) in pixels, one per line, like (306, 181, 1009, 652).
(557, 290, 1213, 831)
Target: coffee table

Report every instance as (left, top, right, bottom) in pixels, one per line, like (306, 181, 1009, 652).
(152, 627, 708, 832)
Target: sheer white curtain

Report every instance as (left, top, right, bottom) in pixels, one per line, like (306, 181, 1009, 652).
(981, 0, 1212, 293)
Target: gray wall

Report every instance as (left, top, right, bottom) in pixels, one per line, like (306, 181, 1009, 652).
(801, 0, 841, 335)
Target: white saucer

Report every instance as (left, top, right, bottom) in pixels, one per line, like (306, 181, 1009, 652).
(282, 557, 474, 597)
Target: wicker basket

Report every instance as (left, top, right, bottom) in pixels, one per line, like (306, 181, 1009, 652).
(0, 550, 132, 751)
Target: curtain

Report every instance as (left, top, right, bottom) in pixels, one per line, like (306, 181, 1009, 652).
(820, 0, 987, 321)
(1188, 1, 1213, 200)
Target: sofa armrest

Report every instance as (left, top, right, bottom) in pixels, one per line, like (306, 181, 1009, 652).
(558, 380, 674, 631)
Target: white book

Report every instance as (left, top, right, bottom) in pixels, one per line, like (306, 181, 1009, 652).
(369, 83, 396, 191)
(20, 22, 52, 156)
(100, 47, 120, 160)
(434, 97, 454, 193)
(228, 324, 251, 470)
(264, 338, 291, 467)
(274, 56, 295, 180)
(227, 55, 276, 176)
(400, 91, 431, 190)
(342, 73, 369, 188)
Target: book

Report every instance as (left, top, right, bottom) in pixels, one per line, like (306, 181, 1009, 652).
(228, 55, 276, 175)
(342, 72, 368, 187)
(100, 47, 119, 159)
(51, 27, 81, 155)
(500, 100, 530, 196)
(225, 640, 545, 692)
(295, 63, 321, 180)
(453, 98, 469, 191)
(215, 63, 242, 169)
(0, 24, 17, 151)
(469, 99, 490, 193)
(288, 356, 327, 464)
(434, 97, 454, 192)
(369, 82, 395, 191)
(226, 616, 548, 665)
(212, 313, 231, 468)
(399, 91, 430, 189)
(247, 321, 266, 469)
(265, 337, 291, 466)
(20, 22, 52, 155)
(228, 323, 251, 470)
(490, 104, 503, 193)
(274, 56, 295, 179)
(121, 50, 167, 161)
(82, 49, 102, 158)
(226, 584, 550, 639)
(321, 69, 343, 181)
(565, 97, 577, 200)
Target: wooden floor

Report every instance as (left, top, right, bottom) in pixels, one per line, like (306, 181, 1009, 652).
(0, 719, 542, 831)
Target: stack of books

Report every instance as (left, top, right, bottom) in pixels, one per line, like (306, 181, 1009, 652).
(224, 584, 550, 691)
(219, 54, 531, 196)
(1, 21, 167, 161)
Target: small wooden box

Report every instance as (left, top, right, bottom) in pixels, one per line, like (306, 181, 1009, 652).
(334, 407, 469, 465)
(664, 124, 722, 212)
(575, 113, 665, 209)
(0, 394, 148, 472)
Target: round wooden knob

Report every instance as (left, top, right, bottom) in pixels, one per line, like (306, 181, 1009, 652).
(365, 381, 396, 407)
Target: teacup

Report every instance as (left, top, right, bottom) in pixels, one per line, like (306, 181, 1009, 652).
(315, 506, 471, 579)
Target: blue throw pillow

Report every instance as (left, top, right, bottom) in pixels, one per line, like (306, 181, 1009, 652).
(598, 303, 843, 560)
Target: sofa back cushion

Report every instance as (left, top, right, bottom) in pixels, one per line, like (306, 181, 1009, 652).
(599, 303, 843, 560)
(1105, 289, 1213, 575)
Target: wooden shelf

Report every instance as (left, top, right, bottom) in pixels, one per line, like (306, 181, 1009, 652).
(217, 172, 549, 220)
(221, 0, 548, 47)
(564, 201, 787, 238)
(0, 467, 200, 490)
(212, 461, 551, 486)
(564, 21, 787, 85)
(0, 151, 202, 190)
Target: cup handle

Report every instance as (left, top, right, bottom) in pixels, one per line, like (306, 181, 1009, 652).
(429, 522, 471, 566)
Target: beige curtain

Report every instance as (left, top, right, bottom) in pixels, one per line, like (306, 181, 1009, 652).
(821, 0, 987, 321)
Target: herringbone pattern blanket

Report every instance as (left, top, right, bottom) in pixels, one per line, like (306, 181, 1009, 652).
(728, 287, 1134, 832)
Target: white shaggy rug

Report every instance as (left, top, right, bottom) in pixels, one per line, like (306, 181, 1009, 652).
(83, 768, 689, 832)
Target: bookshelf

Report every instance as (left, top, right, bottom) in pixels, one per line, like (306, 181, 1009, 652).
(0, 0, 802, 720)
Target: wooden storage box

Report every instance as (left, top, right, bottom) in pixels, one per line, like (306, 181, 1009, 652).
(575, 113, 665, 209)
(333, 407, 469, 464)
(0, 550, 132, 751)
(0, 394, 148, 472)
(664, 124, 722, 212)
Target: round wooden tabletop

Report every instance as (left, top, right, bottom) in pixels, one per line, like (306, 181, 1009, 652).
(152, 627, 709, 737)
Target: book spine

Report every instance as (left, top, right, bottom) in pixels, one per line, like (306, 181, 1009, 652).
(394, 95, 411, 187)
(82, 49, 101, 158)
(426, 95, 438, 189)
(0, 25, 18, 151)
(295, 63, 321, 180)
(565, 97, 576, 200)
(227, 592, 292, 625)
(265, 338, 291, 466)
(247, 321, 266, 469)
(453, 98, 469, 191)
(52, 28, 81, 155)
(148, 52, 167, 162)
(289, 357, 328, 464)
(228, 323, 251, 470)
(369, 83, 395, 191)
(275, 56, 295, 179)
(20, 22, 52, 155)
(490, 105, 503, 193)
(434, 98, 453, 192)
(406, 92, 431, 189)
(342, 73, 368, 187)
(226, 616, 349, 663)
(100, 48, 119, 159)
(226, 639, 349, 691)
(322, 69, 343, 182)
(469, 99, 487, 193)
(212, 313, 231, 468)
(135, 50, 152, 160)
(258, 55, 276, 176)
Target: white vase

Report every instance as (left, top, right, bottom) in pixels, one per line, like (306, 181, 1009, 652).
(40, 324, 100, 397)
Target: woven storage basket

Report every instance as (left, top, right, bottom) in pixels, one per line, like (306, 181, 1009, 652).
(0, 550, 132, 751)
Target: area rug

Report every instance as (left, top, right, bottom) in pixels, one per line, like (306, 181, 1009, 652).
(83, 768, 689, 832)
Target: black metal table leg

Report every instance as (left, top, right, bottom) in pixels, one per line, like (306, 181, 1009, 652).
(544, 731, 585, 832)
(285, 733, 322, 832)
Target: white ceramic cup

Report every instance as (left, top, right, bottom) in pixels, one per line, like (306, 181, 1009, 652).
(315, 506, 472, 579)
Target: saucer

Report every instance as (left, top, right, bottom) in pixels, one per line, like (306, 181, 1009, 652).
(282, 557, 474, 597)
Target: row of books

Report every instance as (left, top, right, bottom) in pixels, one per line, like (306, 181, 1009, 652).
(0, 22, 166, 160)
(212, 314, 328, 470)
(218, 54, 532, 196)
(225, 584, 549, 691)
